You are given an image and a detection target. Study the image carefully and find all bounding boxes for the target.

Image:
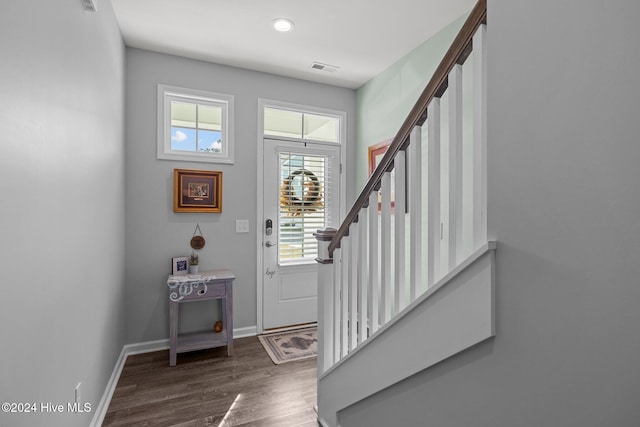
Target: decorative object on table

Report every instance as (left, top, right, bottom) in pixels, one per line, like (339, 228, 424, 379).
(258, 327, 317, 365)
(190, 223, 206, 249)
(214, 320, 223, 333)
(280, 168, 324, 217)
(173, 168, 223, 213)
(172, 256, 189, 275)
(188, 252, 199, 274)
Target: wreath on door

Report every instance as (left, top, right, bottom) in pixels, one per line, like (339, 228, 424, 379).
(280, 169, 324, 216)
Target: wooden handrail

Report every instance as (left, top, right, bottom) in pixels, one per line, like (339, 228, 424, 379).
(328, 0, 486, 256)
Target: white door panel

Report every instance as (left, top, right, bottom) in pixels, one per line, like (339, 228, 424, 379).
(262, 138, 340, 330)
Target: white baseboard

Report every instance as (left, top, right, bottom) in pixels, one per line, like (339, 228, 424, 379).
(89, 346, 127, 427)
(233, 325, 257, 338)
(123, 338, 170, 356)
(90, 326, 257, 426)
(318, 416, 331, 427)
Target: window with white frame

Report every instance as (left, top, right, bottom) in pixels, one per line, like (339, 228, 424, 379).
(157, 85, 234, 164)
(264, 107, 340, 143)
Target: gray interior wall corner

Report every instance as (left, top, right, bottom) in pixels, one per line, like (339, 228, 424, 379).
(0, 1, 126, 426)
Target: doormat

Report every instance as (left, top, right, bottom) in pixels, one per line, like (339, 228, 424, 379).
(258, 327, 317, 365)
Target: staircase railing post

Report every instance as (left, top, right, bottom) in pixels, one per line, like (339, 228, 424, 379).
(315, 227, 337, 374)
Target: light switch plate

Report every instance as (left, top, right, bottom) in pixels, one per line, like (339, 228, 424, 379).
(236, 220, 249, 233)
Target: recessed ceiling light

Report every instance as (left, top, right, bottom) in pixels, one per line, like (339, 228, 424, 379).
(273, 18, 295, 32)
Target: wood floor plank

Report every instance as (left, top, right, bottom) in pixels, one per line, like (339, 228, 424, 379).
(103, 336, 318, 426)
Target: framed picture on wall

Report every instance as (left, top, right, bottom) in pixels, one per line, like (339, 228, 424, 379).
(172, 256, 189, 275)
(368, 139, 392, 176)
(173, 169, 223, 213)
(368, 139, 396, 213)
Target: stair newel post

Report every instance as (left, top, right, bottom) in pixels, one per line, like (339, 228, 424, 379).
(315, 227, 337, 374)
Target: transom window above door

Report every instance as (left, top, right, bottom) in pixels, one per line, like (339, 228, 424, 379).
(157, 85, 235, 164)
(264, 107, 340, 143)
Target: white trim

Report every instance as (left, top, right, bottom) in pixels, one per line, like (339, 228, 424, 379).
(473, 24, 488, 249)
(157, 84, 235, 164)
(393, 150, 406, 314)
(91, 326, 257, 426)
(449, 64, 464, 269)
(368, 191, 379, 336)
(90, 340, 170, 426)
(427, 98, 442, 286)
(317, 241, 496, 426)
(256, 98, 347, 335)
(258, 98, 347, 221)
(123, 338, 170, 356)
(233, 325, 258, 338)
(320, 240, 497, 380)
(257, 100, 266, 334)
(408, 125, 423, 300)
(380, 172, 392, 323)
(89, 346, 127, 427)
(262, 322, 317, 334)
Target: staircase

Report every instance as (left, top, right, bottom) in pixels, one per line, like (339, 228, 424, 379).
(314, 1, 494, 425)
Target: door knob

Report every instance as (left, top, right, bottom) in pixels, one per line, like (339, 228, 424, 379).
(265, 241, 277, 248)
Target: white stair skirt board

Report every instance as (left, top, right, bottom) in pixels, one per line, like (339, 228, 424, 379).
(90, 325, 258, 426)
(317, 242, 496, 427)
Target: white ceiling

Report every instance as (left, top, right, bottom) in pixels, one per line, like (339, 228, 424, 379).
(111, 0, 476, 89)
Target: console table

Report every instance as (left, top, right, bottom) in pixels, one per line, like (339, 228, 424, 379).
(167, 269, 234, 366)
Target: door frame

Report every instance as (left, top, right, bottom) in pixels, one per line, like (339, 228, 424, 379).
(256, 98, 347, 334)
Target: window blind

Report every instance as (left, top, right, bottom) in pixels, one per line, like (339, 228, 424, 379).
(278, 152, 335, 265)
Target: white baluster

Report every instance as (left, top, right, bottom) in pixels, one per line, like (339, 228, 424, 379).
(340, 237, 349, 359)
(381, 171, 392, 323)
(473, 23, 487, 250)
(349, 222, 359, 351)
(358, 208, 368, 343)
(332, 247, 342, 362)
(449, 64, 464, 271)
(427, 98, 442, 287)
(409, 126, 423, 300)
(394, 150, 406, 314)
(368, 191, 380, 335)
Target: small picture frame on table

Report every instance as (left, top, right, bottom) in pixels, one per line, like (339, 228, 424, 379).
(172, 256, 189, 275)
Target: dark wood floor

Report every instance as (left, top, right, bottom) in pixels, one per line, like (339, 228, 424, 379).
(103, 336, 318, 426)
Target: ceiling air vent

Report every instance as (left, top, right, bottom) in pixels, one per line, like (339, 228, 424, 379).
(81, 0, 97, 12)
(311, 62, 340, 73)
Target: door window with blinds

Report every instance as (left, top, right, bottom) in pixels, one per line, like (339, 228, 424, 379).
(279, 152, 333, 265)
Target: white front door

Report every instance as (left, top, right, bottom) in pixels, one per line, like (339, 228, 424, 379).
(262, 138, 340, 330)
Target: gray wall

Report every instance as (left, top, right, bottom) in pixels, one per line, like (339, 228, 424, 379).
(339, 0, 640, 425)
(125, 48, 356, 343)
(0, 1, 125, 426)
